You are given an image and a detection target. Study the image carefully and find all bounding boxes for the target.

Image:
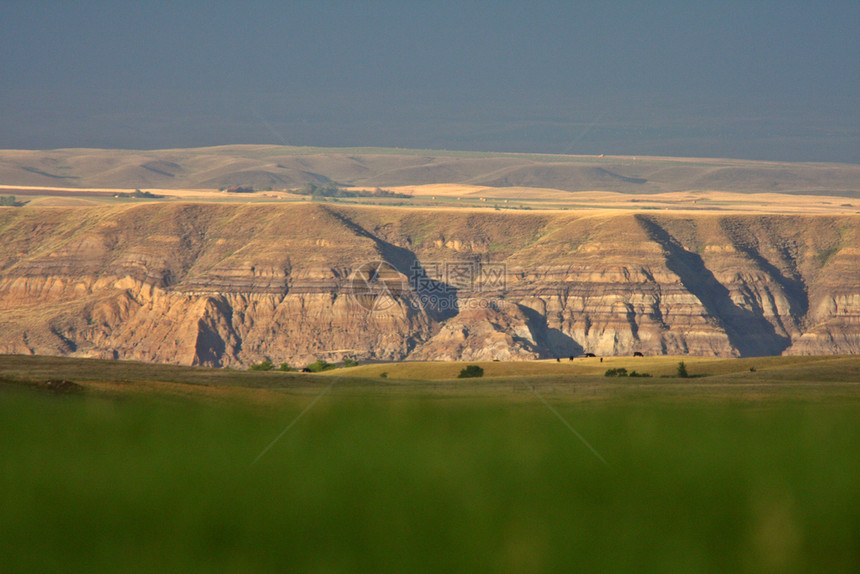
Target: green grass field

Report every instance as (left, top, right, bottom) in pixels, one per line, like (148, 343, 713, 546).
(2, 354, 859, 573)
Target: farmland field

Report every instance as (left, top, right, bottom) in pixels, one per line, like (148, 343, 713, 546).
(1, 354, 859, 572)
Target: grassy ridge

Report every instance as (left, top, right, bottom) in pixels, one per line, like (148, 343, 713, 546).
(1, 354, 859, 572)
(325, 354, 858, 380)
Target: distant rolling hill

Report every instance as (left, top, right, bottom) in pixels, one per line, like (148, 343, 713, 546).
(0, 145, 857, 197)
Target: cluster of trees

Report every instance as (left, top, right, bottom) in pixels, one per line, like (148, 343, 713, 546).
(249, 357, 359, 372)
(493, 204, 532, 211)
(604, 367, 651, 378)
(0, 195, 25, 207)
(249, 360, 294, 372)
(604, 361, 689, 378)
(115, 189, 162, 199)
(295, 183, 409, 199)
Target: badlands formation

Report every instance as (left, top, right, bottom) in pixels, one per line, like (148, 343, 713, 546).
(0, 146, 857, 366)
(0, 199, 856, 366)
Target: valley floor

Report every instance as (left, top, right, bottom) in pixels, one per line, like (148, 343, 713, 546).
(1, 354, 859, 573)
(2, 182, 857, 215)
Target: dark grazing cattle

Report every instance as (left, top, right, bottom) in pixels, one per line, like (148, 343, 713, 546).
(584, 353, 596, 358)
(633, 351, 644, 357)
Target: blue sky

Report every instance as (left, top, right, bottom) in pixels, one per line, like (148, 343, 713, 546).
(1, 1, 857, 161)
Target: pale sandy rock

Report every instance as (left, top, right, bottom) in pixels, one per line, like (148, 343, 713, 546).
(0, 204, 856, 366)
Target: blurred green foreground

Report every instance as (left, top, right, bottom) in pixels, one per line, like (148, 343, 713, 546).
(2, 386, 859, 574)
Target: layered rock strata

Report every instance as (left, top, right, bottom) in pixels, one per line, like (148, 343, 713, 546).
(0, 203, 856, 365)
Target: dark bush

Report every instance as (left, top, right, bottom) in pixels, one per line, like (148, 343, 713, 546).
(604, 368, 628, 377)
(306, 359, 335, 372)
(458, 365, 484, 379)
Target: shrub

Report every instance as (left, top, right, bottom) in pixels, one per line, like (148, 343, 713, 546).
(249, 359, 274, 371)
(306, 359, 335, 373)
(380, 372, 388, 378)
(628, 370, 651, 378)
(343, 358, 359, 368)
(457, 365, 484, 379)
(677, 361, 689, 378)
(604, 368, 628, 377)
(278, 362, 294, 372)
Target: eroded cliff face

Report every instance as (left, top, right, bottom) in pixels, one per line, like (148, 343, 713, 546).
(0, 203, 856, 366)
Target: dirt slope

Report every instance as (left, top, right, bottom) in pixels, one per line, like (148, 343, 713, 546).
(0, 203, 856, 366)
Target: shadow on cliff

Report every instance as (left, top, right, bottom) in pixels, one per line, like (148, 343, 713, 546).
(518, 304, 584, 359)
(718, 219, 809, 328)
(193, 296, 241, 367)
(323, 207, 458, 321)
(636, 215, 790, 356)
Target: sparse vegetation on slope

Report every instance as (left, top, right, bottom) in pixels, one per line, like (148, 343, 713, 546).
(0, 203, 856, 365)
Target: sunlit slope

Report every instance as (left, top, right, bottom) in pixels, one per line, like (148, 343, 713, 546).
(0, 203, 857, 365)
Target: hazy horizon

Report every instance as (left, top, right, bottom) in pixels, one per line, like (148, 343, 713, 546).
(2, 2, 857, 162)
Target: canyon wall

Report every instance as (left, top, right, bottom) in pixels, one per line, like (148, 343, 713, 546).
(0, 203, 857, 366)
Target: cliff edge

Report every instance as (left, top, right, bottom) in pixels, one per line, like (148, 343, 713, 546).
(0, 203, 856, 365)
